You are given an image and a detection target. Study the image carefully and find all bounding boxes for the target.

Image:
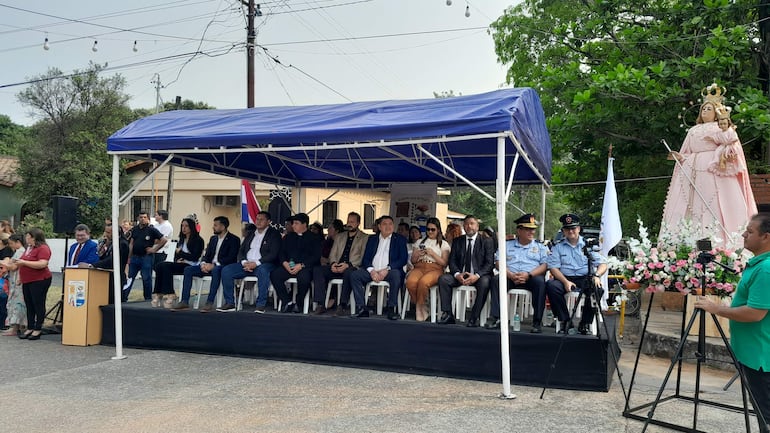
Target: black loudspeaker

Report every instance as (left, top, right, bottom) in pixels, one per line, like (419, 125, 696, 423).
(52, 195, 79, 233)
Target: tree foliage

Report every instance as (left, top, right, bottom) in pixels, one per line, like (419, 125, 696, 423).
(16, 63, 136, 234)
(0, 114, 31, 156)
(490, 0, 770, 235)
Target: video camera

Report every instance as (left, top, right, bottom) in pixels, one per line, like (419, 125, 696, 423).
(696, 238, 714, 265)
(584, 237, 600, 249)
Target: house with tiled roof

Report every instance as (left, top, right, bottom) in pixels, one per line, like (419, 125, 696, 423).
(0, 156, 24, 226)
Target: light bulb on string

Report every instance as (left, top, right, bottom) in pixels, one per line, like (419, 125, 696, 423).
(465, 5, 470, 17)
(92, 40, 98, 52)
(133, 41, 138, 52)
(43, 37, 50, 51)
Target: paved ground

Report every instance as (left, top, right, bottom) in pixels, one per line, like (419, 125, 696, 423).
(0, 324, 760, 433)
(3, 277, 757, 432)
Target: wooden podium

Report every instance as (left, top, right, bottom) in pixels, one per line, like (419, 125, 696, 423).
(62, 268, 111, 346)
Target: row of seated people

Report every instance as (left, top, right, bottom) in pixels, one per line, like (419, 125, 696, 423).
(149, 208, 605, 336)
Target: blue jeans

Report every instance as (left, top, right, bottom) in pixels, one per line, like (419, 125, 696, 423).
(221, 262, 276, 306)
(349, 268, 403, 309)
(179, 264, 224, 304)
(127, 255, 154, 301)
(0, 291, 7, 327)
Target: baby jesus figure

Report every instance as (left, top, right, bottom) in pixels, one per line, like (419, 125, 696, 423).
(708, 108, 744, 176)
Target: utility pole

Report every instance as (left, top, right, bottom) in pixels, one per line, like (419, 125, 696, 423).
(244, 0, 256, 108)
(150, 73, 163, 217)
(166, 96, 181, 216)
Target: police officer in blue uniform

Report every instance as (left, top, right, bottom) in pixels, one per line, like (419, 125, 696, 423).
(546, 213, 607, 334)
(485, 213, 549, 333)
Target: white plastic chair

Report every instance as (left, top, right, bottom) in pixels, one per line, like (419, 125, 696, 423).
(452, 285, 489, 322)
(507, 288, 533, 327)
(190, 275, 212, 309)
(555, 291, 599, 334)
(273, 277, 310, 314)
(236, 276, 258, 311)
(365, 280, 395, 315)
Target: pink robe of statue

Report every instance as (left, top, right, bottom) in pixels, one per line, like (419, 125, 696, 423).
(661, 122, 757, 247)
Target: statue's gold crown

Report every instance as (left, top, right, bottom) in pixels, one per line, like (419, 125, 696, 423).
(716, 105, 731, 120)
(701, 83, 726, 107)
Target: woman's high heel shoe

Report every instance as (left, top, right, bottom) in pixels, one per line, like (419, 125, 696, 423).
(27, 333, 41, 340)
(18, 331, 32, 340)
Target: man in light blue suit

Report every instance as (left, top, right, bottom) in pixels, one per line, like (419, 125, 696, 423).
(67, 224, 99, 267)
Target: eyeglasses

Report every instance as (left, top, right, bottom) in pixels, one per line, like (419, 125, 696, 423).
(426, 227, 437, 232)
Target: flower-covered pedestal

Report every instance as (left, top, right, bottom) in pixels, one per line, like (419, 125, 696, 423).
(685, 295, 732, 338)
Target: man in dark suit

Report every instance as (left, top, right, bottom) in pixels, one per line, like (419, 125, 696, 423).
(348, 215, 408, 320)
(217, 211, 282, 313)
(67, 224, 100, 267)
(171, 216, 240, 311)
(84, 221, 129, 304)
(437, 215, 495, 326)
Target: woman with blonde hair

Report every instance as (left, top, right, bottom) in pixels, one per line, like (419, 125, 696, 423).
(405, 217, 450, 321)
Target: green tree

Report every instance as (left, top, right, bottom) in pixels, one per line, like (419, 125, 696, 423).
(0, 114, 31, 156)
(490, 0, 770, 236)
(16, 63, 136, 234)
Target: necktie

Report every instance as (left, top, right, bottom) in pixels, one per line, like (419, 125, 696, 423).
(464, 238, 473, 273)
(72, 243, 83, 265)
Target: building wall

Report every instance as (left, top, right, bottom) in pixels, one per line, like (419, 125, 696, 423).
(0, 186, 24, 227)
(126, 167, 447, 239)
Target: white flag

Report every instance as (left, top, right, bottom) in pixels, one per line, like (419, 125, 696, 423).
(600, 157, 622, 256)
(599, 156, 622, 310)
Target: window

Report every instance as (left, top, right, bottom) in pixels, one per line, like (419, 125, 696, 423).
(131, 196, 163, 221)
(322, 200, 338, 227)
(364, 203, 376, 230)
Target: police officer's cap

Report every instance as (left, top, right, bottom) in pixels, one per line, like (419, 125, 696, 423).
(559, 213, 581, 229)
(515, 213, 538, 229)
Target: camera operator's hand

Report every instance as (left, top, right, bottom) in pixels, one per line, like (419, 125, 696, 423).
(565, 281, 577, 292)
(694, 296, 719, 314)
(592, 276, 602, 288)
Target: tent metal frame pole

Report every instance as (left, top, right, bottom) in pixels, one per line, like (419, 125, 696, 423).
(106, 132, 508, 156)
(417, 145, 495, 202)
(111, 154, 127, 361)
(118, 154, 174, 206)
(496, 136, 514, 399)
(506, 132, 551, 191)
(540, 184, 546, 241)
(505, 153, 520, 199)
(306, 189, 340, 214)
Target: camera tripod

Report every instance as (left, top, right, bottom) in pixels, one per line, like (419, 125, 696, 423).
(43, 236, 70, 334)
(540, 276, 627, 400)
(623, 252, 767, 432)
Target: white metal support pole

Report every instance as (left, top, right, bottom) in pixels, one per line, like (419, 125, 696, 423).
(111, 155, 126, 360)
(497, 136, 514, 399)
(540, 183, 546, 241)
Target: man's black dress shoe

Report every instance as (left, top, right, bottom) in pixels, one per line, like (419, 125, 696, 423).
(483, 318, 500, 329)
(578, 323, 590, 335)
(530, 322, 542, 334)
(355, 307, 370, 318)
(437, 312, 455, 325)
(466, 318, 479, 328)
(386, 308, 399, 321)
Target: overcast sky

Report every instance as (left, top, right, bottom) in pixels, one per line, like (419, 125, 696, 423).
(0, 0, 516, 126)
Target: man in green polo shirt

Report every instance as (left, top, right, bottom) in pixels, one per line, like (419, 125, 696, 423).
(696, 213, 770, 433)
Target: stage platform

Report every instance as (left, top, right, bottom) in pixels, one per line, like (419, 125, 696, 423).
(101, 303, 620, 391)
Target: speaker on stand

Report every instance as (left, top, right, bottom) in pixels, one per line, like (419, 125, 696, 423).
(46, 195, 80, 333)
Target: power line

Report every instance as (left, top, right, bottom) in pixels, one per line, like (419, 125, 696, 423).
(551, 175, 671, 187)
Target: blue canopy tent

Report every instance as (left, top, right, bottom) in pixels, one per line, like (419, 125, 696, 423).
(106, 87, 553, 397)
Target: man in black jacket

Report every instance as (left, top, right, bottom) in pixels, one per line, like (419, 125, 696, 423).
(86, 221, 129, 304)
(437, 215, 495, 326)
(217, 211, 282, 313)
(270, 213, 322, 313)
(171, 216, 240, 311)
